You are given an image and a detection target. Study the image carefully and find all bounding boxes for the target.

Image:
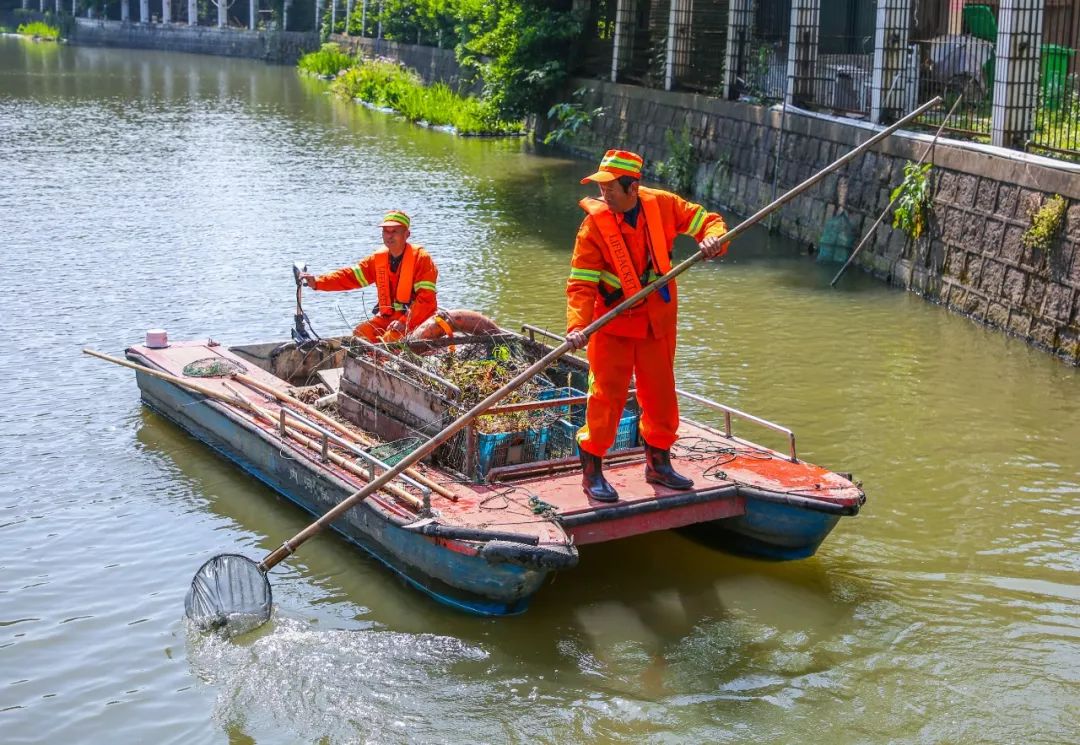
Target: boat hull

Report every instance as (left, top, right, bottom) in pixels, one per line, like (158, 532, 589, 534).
(681, 498, 842, 560)
(137, 373, 549, 616)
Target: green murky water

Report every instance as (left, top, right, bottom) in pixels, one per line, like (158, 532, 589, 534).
(1, 36, 1078, 744)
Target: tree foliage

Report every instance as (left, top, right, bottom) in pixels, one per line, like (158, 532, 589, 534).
(352, 0, 582, 121)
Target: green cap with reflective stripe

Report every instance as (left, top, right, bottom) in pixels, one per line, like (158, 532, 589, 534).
(378, 210, 411, 229)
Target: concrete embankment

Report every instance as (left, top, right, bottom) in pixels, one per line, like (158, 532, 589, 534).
(70, 18, 317, 64)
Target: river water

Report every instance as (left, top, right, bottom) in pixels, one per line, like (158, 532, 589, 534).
(1, 37, 1078, 744)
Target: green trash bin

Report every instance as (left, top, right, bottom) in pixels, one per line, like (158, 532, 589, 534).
(1041, 44, 1076, 111)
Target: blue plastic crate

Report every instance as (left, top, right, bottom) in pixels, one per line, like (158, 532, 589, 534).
(474, 427, 549, 480)
(549, 410, 640, 458)
(536, 387, 587, 424)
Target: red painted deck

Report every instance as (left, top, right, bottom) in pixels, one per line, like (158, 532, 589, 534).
(130, 340, 862, 547)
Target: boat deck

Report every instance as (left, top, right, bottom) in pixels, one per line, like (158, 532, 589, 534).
(129, 340, 862, 548)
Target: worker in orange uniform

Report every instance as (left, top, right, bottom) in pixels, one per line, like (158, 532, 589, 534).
(565, 150, 729, 502)
(299, 210, 438, 343)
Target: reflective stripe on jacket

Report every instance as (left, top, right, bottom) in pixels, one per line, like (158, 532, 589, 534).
(566, 186, 728, 339)
(312, 243, 439, 331)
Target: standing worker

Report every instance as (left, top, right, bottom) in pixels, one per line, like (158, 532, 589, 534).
(299, 210, 438, 343)
(565, 150, 728, 502)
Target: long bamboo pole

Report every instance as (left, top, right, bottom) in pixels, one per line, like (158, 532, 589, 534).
(254, 97, 943, 573)
(83, 350, 418, 505)
(218, 381, 423, 508)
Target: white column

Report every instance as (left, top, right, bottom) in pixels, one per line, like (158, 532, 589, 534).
(162, 0, 171, 23)
(991, 0, 1045, 148)
(724, 0, 754, 100)
(785, 0, 820, 106)
(188, 0, 196, 25)
(140, 0, 148, 23)
(249, 0, 255, 30)
(870, 0, 912, 123)
(664, 0, 692, 91)
(284, 0, 291, 30)
(218, 0, 226, 27)
(330, 0, 336, 35)
(344, 0, 352, 35)
(38, 0, 43, 12)
(360, 0, 366, 37)
(71, 0, 75, 16)
(315, 0, 322, 36)
(55, 0, 60, 14)
(121, 0, 129, 21)
(947, 0, 964, 34)
(611, 0, 632, 83)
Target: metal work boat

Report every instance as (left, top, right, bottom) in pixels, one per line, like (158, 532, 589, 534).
(123, 324, 865, 616)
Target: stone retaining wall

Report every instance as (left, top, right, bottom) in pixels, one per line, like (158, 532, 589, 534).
(71, 18, 318, 64)
(557, 78, 1080, 365)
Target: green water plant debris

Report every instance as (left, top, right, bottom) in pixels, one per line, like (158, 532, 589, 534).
(1022, 194, 1068, 253)
(16, 21, 60, 40)
(891, 161, 933, 240)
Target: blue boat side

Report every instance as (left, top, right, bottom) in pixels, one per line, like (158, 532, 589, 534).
(136, 372, 548, 616)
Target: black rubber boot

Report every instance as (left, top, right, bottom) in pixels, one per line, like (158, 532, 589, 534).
(644, 444, 694, 490)
(580, 450, 619, 502)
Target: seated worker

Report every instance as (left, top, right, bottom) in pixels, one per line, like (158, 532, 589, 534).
(299, 210, 438, 343)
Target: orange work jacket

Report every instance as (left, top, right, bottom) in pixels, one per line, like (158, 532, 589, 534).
(566, 186, 728, 339)
(313, 243, 439, 331)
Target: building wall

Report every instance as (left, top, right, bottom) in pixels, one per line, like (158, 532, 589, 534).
(556, 78, 1080, 364)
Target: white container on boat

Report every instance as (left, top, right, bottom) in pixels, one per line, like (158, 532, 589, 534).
(145, 329, 169, 348)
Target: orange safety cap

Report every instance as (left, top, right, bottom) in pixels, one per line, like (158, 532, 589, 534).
(580, 149, 644, 184)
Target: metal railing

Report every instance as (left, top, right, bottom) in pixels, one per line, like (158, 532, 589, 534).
(276, 405, 432, 498)
(520, 324, 797, 462)
(675, 389, 797, 462)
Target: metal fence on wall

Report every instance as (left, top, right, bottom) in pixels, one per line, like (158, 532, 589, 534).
(734, 0, 1079, 160)
(1030, 0, 1079, 156)
(727, 0, 789, 102)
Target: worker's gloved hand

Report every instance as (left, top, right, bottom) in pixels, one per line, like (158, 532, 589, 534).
(386, 320, 406, 336)
(566, 330, 588, 350)
(297, 272, 316, 287)
(700, 235, 728, 259)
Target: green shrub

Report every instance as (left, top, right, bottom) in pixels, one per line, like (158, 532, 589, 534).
(890, 161, 933, 240)
(656, 126, 697, 195)
(329, 58, 521, 136)
(16, 21, 60, 40)
(297, 42, 354, 78)
(543, 87, 604, 145)
(1022, 194, 1068, 253)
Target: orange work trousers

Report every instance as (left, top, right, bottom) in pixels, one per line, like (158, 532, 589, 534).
(577, 329, 680, 456)
(354, 314, 406, 343)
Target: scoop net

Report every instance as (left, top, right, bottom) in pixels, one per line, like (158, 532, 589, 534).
(185, 554, 272, 635)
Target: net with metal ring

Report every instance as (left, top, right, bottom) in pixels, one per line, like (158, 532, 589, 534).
(182, 357, 249, 378)
(185, 554, 272, 635)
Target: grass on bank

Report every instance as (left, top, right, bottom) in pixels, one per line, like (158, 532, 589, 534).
(298, 44, 522, 136)
(16, 21, 60, 40)
(297, 43, 354, 78)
